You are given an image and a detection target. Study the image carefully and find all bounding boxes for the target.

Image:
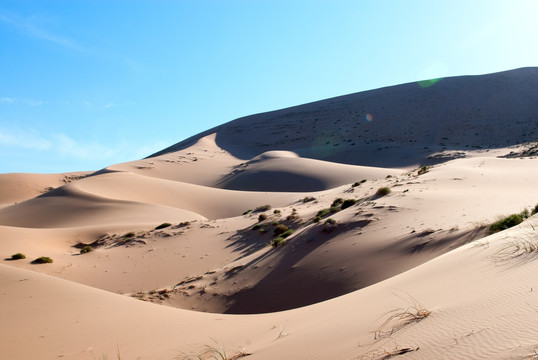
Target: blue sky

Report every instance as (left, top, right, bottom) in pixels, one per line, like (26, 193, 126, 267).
(1, 0, 537, 173)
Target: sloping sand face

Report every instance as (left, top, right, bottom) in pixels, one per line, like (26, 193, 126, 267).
(2, 68, 538, 359)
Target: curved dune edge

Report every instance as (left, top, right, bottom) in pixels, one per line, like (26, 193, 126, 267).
(2, 216, 538, 360)
(2, 68, 538, 359)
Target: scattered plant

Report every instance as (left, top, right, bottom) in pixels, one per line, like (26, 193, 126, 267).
(80, 246, 92, 254)
(179, 221, 191, 227)
(123, 232, 136, 238)
(373, 294, 430, 340)
(341, 199, 357, 210)
(280, 229, 294, 238)
(271, 237, 286, 247)
(313, 216, 322, 223)
(376, 187, 391, 196)
(302, 196, 315, 202)
(316, 208, 330, 218)
(254, 204, 271, 212)
(352, 182, 360, 187)
(252, 224, 262, 231)
(11, 253, 26, 260)
(273, 209, 281, 214)
(331, 198, 344, 207)
(323, 218, 337, 233)
(242, 209, 252, 215)
(274, 224, 289, 236)
(258, 228, 267, 234)
(177, 339, 250, 360)
(155, 222, 172, 230)
(532, 204, 538, 215)
(417, 166, 430, 175)
(32, 256, 53, 264)
(488, 214, 524, 234)
(258, 214, 268, 222)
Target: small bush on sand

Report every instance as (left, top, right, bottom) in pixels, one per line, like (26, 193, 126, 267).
(273, 209, 281, 214)
(323, 218, 337, 233)
(271, 237, 286, 247)
(258, 214, 268, 222)
(331, 198, 344, 207)
(352, 181, 360, 187)
(316, 208, 330, 218)
(361, 179, 367, 183)
(80, 246, 92, 254)
(274, 224, 289, 236)
(376, 187, 391, 196)
(252, 224, 262, 231)
(531, 204, 538, 215)
(417, 166, 430, 175)
(488, 214, 524, 234)
(242, 209, 252, 215)
(313, 216, 322, 223)
(341, 199, 357, 210)
(280, 229, 294, 238)
(254, 204, 271, 212)
(123, 232, 136, 238)
(178, 221, 191, 227)
(155, 222, 172, 230)
(32, 256, 53, 264)
(258, 228, 267, 234)
(11, 253, 26, 260)
(302, 196, 315, 202)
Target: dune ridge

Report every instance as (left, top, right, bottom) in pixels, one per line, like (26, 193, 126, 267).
(2, 67, 538, 359)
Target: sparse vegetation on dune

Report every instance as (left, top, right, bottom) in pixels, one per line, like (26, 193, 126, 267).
(488, 209, 531, 234)
(80, 246, 92, 254)
(177, 339, 250, 360)
(32, 256, 53, 264)
(155, 222, 172, 230)
(10, 253, 26, 260)
(375, 187, 391, 197)
(254, 204, 271, 212)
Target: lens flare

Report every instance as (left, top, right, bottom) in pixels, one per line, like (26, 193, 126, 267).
(365, 113, 373, 122)
(418, 78, 442, 88)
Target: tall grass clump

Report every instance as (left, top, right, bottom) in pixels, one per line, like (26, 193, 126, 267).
(376, 187, 391, 196)
(488, 214, 524, 234)
(11, 253, 26, 260)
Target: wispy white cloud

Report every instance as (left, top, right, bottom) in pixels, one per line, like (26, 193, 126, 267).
(0, 12, 83, 51)
(0, 97, 15, 104)
(0, 97, 43, 106)
(0, 128, 52, 150)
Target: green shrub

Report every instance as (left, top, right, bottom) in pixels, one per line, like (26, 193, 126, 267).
(361, 179, 367, 183)
(323, 218, 337, 233)
(252, 224, 262, 231)
(123, 232, 136, 238)
(274, 224, 289, 236)
(532, 204, 538, 215)
(330, 206, 341, 213)
(313, 216, 322, 223)
(280, 229, 294, 238)
(376, 187, 391, 196)
(254, 204, 271, 212)
(352, 182, 360, 187)
(331, 198, 343, 207)
(33, 256, 53, 264)
(521, 208, 530, 219)
(418, 166, 430, 175)
(273, 209, 281, 214)
(155, 222, 171, 230)
(271, 221, 280, 226)
(302, 196, 315, 202)
(488, 214, 524, 234)
(258, 228, 267, 234)
(243, 209, 252, 215)
(271, 237, 286, 247)
(80, 246, 92, 254)
(11, 253, 26, 260)
(178, 221, 191, 227)
(316, 209, 330, 218)
(341, 199, 357, 210)
(258, 214, 268, 222)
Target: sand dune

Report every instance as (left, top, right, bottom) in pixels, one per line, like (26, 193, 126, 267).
(2, 67, 538, 359)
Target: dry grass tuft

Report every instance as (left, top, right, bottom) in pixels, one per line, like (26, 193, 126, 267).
(373, 294, 430, 340)
(178, 339, 250, 360)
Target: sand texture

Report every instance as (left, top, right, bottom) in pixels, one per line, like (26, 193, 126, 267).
(2, 67, 538, 360)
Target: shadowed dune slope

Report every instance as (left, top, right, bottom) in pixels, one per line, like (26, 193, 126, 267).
(152, 67, 538, 167)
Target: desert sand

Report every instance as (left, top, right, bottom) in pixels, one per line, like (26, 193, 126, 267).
(1, 67, 538, 359)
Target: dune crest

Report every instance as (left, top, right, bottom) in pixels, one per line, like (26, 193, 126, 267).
(2, 68, 538, 359)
